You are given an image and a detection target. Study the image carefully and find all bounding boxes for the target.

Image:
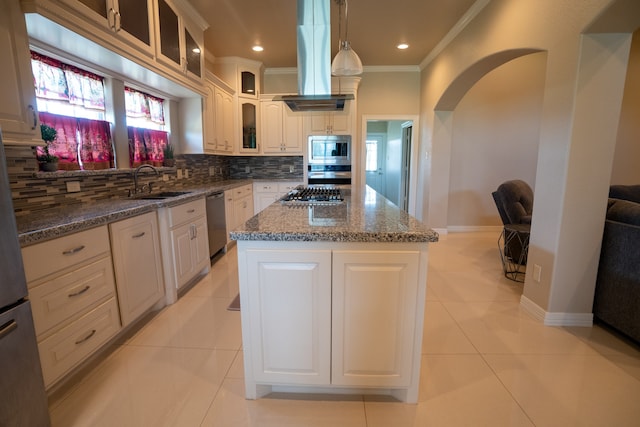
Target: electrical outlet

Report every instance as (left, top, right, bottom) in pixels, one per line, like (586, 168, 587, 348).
(66, 181, 81, 192)
(533, 264, 542, 282)
(177, 169, 183, 179)
(185, 169, 189, 178)
(245, 166, 251, 173)
(209, 166, 216, 176)
(289, 165, 294, 173)
(162, 174, 169, 182)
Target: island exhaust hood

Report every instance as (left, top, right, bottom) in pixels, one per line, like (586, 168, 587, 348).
(276, 0, 354, 112)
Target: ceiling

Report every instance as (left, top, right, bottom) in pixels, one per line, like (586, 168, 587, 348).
(187, 0, 479, 69)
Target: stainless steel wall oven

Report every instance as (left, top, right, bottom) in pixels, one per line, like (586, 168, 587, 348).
(308, 135, 351, 185)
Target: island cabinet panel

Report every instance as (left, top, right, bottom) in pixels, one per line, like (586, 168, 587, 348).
(245, 249, 332, 385)
(331, 250, 420, 387)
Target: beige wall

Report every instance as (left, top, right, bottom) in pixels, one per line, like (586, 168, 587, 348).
(448, 52, 546, 227)
(418, 0, 637, 319)
(612, 29, 640, 185)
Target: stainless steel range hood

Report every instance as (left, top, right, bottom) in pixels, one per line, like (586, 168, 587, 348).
(276, 0, 354, 112)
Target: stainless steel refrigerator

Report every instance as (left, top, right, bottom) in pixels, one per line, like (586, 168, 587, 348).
(0, 130, 51, 426)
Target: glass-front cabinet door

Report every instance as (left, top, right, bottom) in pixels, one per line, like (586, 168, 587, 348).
(241, 100, 259, 153)
(61, 0, 154, 56)
(156, 0, 203, 80)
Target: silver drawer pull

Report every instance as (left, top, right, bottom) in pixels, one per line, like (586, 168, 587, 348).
(63, 245, 85, 256)
(0, 320, 17, 341)
(75, 329, 96, 345)
(132, 232, 146, 239)
(187, 209, 196, 213)
(68, 285, 90, 298)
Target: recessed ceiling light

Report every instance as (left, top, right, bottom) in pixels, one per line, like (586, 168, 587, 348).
(252, 45, 264, 52)
(397, 43, 409, 50)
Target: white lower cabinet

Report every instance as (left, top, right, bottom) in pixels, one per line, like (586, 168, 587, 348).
(109, 212, 165, 327)
(158, 197, 210, 304)
(245, 249, 332, 384)
(239, 242, 424, 402)
(331, 250, 419, 387)
(225, 184, 254, 236)
(22, 225, 122, 388)
(253, 181, 302, 214)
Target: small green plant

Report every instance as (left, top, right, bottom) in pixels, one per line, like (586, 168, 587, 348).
(163, 142, 174, 159)
(38, 124, 58, 163)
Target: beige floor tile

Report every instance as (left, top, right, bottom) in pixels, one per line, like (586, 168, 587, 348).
(485, 353, 640, 427)
(427, 270, 523, 302)
(200, 378, 367, 427)
(443, 300, 600, 355)
(50, 346, 236, 427)
(227, 350, 245, 379)
(365, 354, 534, 427)
(422, 301, 478, 354)
(128, 295, 242, 350)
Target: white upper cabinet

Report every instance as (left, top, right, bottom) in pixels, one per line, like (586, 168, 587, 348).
(58, 0, 155, 57)
(0, 0, 41, 145)
(261, 100, 303, 154)
(155, 0, 204, 82)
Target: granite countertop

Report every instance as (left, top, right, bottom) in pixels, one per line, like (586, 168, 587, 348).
(17, 179, 252, 247)
(230, 186, 439, 243)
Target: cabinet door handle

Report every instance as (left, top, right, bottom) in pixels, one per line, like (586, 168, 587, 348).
(62, 245, 85, 256)
(132, 232, 146, 239)
(107, 7, 116, 30)
(68, 285, 91, 298)
(114, 11, 122, 32)
(0, 320, 17, 341)
(75, 329, 97, 345)
(187, 209, 196, 214)
(28, 105, 37, 130)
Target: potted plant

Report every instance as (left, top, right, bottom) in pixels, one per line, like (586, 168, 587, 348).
(38, 124, 59, 172)
(163, 142, 175, 167)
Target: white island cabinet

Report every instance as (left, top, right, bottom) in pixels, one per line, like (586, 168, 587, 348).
(232, 186, 437, 403)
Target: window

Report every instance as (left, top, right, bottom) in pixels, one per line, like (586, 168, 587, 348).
(125, 87, 170, 166)
(31, 51, 114, 170)
(365, 139, 378, 172)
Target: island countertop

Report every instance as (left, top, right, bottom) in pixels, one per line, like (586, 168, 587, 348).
(230, 186, 438, 243)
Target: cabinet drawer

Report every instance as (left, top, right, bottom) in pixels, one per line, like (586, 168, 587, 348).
(254, 183, 277, 193)
(278, 182, 302, 193)
(234, 184, 252, 198)
(29, 256, 116, 338)
(167, 198, 205, 227)
(22, 226, 111, 284)
(38, 298, 121, 387)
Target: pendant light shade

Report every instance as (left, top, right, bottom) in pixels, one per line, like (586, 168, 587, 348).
(332, 0, 362, 76)
(331, 40, 363, 76)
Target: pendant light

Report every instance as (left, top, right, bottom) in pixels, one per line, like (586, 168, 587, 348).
(331, 0, 363, 76)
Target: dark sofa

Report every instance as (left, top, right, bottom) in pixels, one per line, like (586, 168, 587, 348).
(593, 186, 640, 343)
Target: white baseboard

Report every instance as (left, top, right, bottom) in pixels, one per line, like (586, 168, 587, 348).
(520, 296, 593, 327)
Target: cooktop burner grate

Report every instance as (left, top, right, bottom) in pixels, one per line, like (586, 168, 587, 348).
(280, 187, 344, 203)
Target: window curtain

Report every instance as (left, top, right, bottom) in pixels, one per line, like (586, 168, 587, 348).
(128, 127, 169, 167)
(38, 112, 80, 170)
(78, 118, 114, 170)
(31, 51, 106, 111)
(125, 87, 165, 124)
(39, 112, 114, 170)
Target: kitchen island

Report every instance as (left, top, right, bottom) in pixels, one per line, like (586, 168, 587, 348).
(230, 186, 438, 403)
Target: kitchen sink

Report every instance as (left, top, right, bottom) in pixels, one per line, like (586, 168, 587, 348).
(137, 191, 192, 200)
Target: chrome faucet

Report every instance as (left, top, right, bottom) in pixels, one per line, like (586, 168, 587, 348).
(131, 164, 159, 196)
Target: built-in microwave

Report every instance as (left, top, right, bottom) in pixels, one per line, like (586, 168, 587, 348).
(308, 135, 351, 165)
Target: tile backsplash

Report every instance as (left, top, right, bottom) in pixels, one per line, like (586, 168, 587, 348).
(5, 146, 303, 217)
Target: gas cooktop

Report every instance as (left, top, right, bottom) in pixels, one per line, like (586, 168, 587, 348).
(280, 187, 344, 203)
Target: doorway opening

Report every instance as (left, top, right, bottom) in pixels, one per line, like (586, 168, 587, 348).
(362, 117, 418, 214)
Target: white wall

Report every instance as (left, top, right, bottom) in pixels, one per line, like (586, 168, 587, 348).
(448, 52, 546, 227)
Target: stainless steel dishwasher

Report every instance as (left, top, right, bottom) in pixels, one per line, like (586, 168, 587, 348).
(206, 192, 227, 258)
